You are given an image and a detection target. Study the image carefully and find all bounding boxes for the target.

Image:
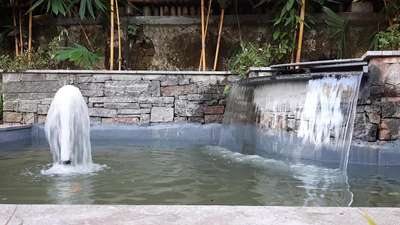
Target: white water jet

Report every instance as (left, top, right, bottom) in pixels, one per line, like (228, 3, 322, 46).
(43, 85, 102, 175)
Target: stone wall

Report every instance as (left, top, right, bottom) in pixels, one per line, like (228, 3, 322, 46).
(1, 71, 238, 125)
(355, 57, 400, 142)
(23, 14, 382, 70)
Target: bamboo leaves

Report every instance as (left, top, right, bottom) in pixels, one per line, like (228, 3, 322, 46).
(78, 0, 106, 19)
(30, 0, 72, 16)
(30, 0, 106, 19)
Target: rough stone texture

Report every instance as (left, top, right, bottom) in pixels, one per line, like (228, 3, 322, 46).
(89, 108, 117, 118)
(204, 105, 225, 115)
(102, 117, 140, 124)
(204, 114, 224, 123)
(381, 100, 400, 118)
(104, 102, 140, 109)
(161, 84, 196, 96)
(379, 119, 400, 141)
(2, 71, 235, 125)
(175, 100, 203, 117)
(150, 107, 174, 122)
(3, 112, 22, 123)
(353, 58, 400, 142)
(105, 80, 160, 97)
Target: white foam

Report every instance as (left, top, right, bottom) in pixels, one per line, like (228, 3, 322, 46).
(41, 163, 106, 176)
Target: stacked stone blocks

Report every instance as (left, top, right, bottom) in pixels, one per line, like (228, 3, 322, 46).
(2, 72, 238, 125)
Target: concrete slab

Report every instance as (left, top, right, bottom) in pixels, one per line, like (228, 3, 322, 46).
(0, 205, 17, 225)
(1, 205, 399, 225)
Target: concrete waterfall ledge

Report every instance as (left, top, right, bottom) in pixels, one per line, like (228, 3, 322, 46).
(1, 205, 399, 225)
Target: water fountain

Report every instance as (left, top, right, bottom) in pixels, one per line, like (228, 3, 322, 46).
(223, 73, 362, 169)
(43, 85, 102, 175)
(220, 73, 363, 206)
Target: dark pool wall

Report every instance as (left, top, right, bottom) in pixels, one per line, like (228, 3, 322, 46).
(1, 71, 238, 125)
(0, 125, 32, 147)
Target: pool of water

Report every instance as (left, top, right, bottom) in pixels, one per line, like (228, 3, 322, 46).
(1, 143, 399, 206)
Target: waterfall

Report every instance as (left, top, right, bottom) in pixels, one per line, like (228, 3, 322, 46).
(43, 85, 102, 175)
(222, 73, 362, 169)
(298, 75, 362, 170)
(220, 73, 362, 206)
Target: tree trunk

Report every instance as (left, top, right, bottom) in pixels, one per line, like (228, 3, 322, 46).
(213, 8, 224, 71)
(13, 3, 19, 56)
(295, 0, 305, 63)
(115, 0, 122, 70)
(28, 1, 33, 62)
(19, 7, 23, 54)
(109, 0, 115, 70)
(200, 0, 206, 71)
(198, 0, 212, 70)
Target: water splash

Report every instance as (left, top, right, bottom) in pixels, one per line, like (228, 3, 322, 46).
(43, 85, 103, 175)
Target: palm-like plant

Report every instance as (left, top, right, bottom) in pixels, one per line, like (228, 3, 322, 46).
(29, 0, 106, 19)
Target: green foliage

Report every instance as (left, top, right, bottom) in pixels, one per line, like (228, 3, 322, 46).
(228, 42, 290, 78)
(272, 0, 299, 60)
(0, 50, 57, 72)
(127, 24, 138, 38)
(78, 0, 106, 19)
(0, 35, 63, 72)
(54, 44, 102, 69)
(0, 33, 102, 71)
(323, 6, 348, 58)
(372, 24, 400, 50)
(223, 85, 231, 97)
(30, 0, 106, 19)
(381, 0, 400, 24)
(30, 0, 72, 16)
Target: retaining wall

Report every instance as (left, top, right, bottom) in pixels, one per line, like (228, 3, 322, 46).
(1, 71, 238, 125)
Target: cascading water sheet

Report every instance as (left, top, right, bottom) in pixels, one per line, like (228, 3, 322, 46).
(298, 75, 362, 170)
(219, 72, 363, 206)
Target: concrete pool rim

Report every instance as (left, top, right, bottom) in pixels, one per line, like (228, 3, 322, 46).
(1, 205, 399, 225)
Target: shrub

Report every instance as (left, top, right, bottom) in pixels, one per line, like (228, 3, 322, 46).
(0, 37, 103, 71)
(228, 42, 290, 78)
(54, 44, 102, 69)
(372, 24, 400, 50)
(0, 50, 56, 72)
